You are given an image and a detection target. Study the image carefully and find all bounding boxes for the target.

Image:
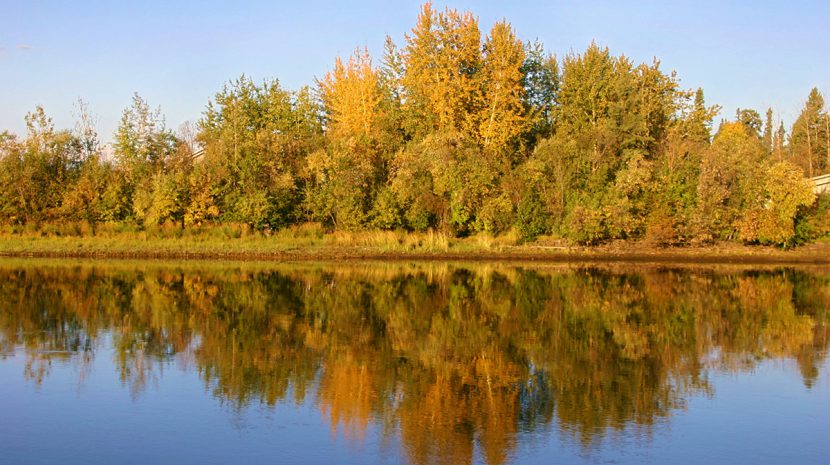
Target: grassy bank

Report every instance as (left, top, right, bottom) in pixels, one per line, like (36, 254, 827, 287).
(2, 223, 830, 264)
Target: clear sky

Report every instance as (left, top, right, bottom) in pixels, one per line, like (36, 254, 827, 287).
(2, 0, 828, 142)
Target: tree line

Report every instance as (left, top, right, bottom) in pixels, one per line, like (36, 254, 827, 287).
(1, 3, 828, 245)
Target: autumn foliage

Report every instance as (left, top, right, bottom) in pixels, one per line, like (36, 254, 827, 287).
(0, 2, 826, 246)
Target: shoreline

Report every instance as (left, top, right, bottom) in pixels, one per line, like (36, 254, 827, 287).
(2, 237, 829, 264)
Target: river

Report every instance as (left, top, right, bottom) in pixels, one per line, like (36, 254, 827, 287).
(1, 260, 828, 464)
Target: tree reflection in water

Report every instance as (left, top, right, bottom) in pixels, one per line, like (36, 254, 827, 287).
(0, 262, 827, 464)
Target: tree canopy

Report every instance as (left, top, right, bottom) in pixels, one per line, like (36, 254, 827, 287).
(0, 2, 826, 246)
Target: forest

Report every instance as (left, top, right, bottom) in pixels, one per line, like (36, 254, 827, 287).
(1, 3, 829, 247)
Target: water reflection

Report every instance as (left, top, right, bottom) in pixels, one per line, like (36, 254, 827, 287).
(1, 261, 828, 464)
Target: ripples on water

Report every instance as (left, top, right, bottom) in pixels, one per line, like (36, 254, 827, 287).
(0, 260, 828, 464)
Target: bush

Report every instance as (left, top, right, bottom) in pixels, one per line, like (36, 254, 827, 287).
(515, 190, 550, 241)
(645, 211, 682, 247)
(476, 195, 514, 235)
(738, 162, 816, 246)
(564, 204, 606, 245)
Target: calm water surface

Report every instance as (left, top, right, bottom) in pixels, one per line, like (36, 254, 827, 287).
(0, 260, 828, 465)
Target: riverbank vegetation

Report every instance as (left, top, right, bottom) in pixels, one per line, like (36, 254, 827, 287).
(1, 3, 829, 249)
(3, 222, 830, 263)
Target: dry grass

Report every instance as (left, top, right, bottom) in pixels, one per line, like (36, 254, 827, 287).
(0, 222, 463, 257)
(1, 221, 829, 264)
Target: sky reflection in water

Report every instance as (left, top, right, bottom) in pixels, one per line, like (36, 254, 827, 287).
(0, 260, 828, 465)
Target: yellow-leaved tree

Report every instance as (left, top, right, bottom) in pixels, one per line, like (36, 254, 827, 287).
(319, 47, 383, 144)
(403, 2, 483, 137)
(479, 20, 526, 154)
(307, 48, 387, 229)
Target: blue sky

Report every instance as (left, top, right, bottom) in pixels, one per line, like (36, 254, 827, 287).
(2, 0, 828, 142)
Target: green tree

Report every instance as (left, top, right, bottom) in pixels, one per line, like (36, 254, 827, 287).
(520, 41, 559, 147)
(790, 88, 829, 177)
(695, 122, 767, 241)
(61, 154, 112, 233)
(140, 144, 194, 228)
(0, 132, 24, 224)
(520, 133, 577, 232)
(198, 76, 322, 229)
(535, 44, 684, 243)
(763, 107, 774, 155)
(644, 87, 717, 245)
(304, 141, 381, 230)
(378, 36, 410, 147)
(113, 94, 180, 224)
(390, 131, 502, 234)
(736, 108, 763, 138)
(688, 88, 718, 143)
(114, 93, 179, 184)
(0, 107, 81, 225)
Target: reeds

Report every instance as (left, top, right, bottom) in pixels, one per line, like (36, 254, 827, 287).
(0, 222, 507, 257)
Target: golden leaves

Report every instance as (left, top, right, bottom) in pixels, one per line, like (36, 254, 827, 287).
(319, 48, 383, 143)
